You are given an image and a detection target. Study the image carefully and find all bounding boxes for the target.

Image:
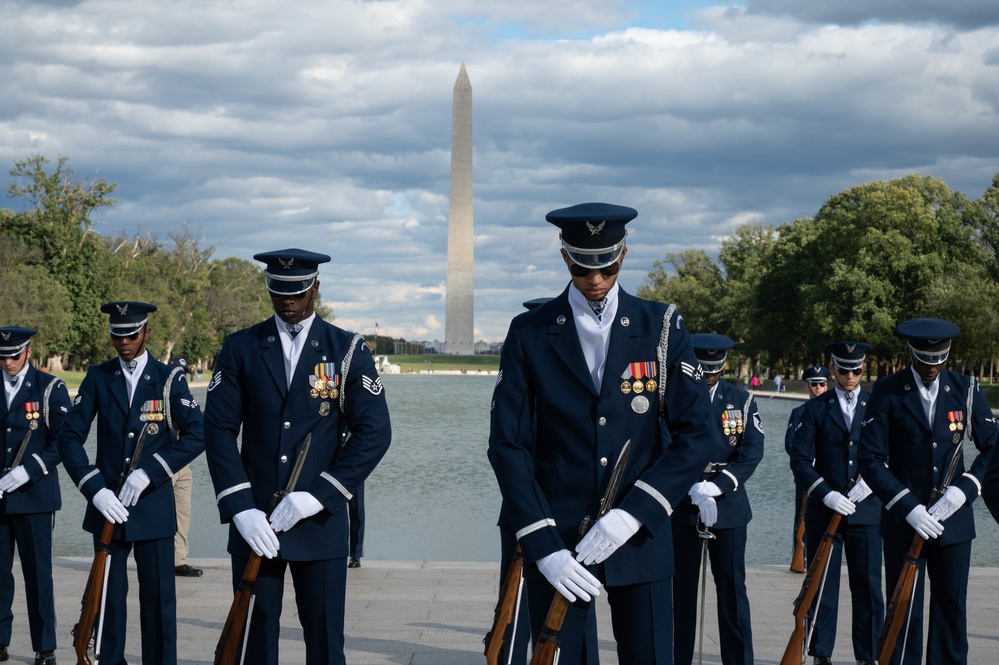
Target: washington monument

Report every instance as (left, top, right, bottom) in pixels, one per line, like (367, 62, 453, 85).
(445, 64, 474, 355)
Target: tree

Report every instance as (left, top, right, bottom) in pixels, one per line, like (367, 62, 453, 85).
(2, 155, 122, 369)
(638, 249, 724, 333)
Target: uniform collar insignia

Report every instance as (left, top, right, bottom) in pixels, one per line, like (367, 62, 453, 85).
(586, 220, 605, 235)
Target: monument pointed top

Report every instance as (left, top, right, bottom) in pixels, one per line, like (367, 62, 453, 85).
(455, 63, 471, 90)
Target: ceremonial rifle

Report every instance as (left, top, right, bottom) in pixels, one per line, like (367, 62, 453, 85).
(779, 478, 857, 665)
(529, 439, 631, 665)
(72, 422, 151, 665)
(877, 438, 965, 664)
(3, 429, 33, 475)
(483, 544, 524, 665)
(215, 433, 312, 665)
(790, 493, 808, 574)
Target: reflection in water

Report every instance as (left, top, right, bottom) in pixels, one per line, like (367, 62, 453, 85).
(52, 377, 999, 566)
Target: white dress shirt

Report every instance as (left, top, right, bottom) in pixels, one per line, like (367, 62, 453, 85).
(568, 282, 619, 391)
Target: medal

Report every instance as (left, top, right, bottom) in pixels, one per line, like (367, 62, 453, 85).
(956, 410, 965, 430)
(319, 401, 331, 416)
(29, 420, 38, 430)
(621, 380, 632, 394)
(632, 379, 644, 394)
(330, 388, 339, 399)
(631, 395, 649, 413)
(148, 423, 159, 435)
(646, 379, 657, 392)
(948, 411, 957, 431)
(310, 388, 319, 398)
(320, 389, 330, 399)
(729, 435, 737, 446)
(953, 432, 961, 444)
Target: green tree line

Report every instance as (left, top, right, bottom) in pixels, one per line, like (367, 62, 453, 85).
(0, 155, 332, 372)
(638, 173, 999, 381)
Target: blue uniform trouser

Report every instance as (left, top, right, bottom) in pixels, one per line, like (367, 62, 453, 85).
(99, 535, 176, 665)
(348, 484, 364, 558)
(882, 537, 971, 665)
(231, 554, 347, 665)
(672, 522, 754, 665)
(804, 520, 883, 659)
(526, 574, 673, 664)
(0, 512, 56, 652)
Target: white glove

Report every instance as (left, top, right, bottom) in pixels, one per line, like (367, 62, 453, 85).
(93, 488, 129, 524)
(234, 508, 280, 558)
(575, 509, 642, 565)
(698, 497, 718, 527)
(0, 466, 30, 493)
(928, 486, 966, 523)
(269, 491, 324, 533)
(536, 549, 601, 603)
(689, 481, 723, 505)
(118, 469, 151, 507)
(906, 505, 944, 540)
(847, 478, 872, 504)
(822, 491, 857, 516)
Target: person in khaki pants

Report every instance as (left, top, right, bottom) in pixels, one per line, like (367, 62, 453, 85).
(173, 465, 202, 577)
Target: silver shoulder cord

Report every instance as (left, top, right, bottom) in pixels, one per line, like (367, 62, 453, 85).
(164, 366, 184, 439)
(338, 333, 364, 415)
(657, 304, 677, 409)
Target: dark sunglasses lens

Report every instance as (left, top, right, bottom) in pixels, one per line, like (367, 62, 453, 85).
(837, 367, 862, 376)
(569, 262, 620, 278)
(270, 291, 308, 300)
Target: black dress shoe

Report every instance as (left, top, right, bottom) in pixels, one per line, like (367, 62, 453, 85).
(175, 564, 204, 577)
(0, 645, 8, 661)
(34, 650, 56, 665)
(857, 661, 876, 665)
(813, 658, 832, 665)
(348, 557, 361, 568)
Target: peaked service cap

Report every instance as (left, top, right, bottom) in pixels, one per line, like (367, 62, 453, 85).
(546, 202, 635, 269)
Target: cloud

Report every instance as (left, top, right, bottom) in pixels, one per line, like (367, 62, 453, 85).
(2, 1, 998, 343)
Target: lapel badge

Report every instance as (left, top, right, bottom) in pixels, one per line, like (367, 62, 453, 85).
(557, 315, 566, 325)
(729, 435, 738, 446)
(620, 317, 630, 327)
(319, 401, 331, 417)
(267, 335, 276, 343)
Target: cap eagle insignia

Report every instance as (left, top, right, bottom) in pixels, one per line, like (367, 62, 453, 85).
(586, 220, 605, 236)
(845, 343, 856, 353)
(278, 258, 295, 269)
(0, 333, 9, 341)
(116, 304, 128, 315)
(928, 338, 940, 344)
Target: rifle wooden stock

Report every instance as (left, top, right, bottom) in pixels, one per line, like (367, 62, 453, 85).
(214, 553, 262, 665)
(877, 535, 924, 664)
(484, 545, 524, 665)
(72, 518, 115, 665)
(790, 493, 808, 574)
(779, 512, 844, 665)
(529, 594, 570, 665)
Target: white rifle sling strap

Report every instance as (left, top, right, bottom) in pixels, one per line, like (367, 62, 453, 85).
(656, 303, 677, 411)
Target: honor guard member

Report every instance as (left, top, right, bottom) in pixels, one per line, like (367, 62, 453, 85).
(203, 248, 391, 665)
(672, 334, 763, 665)
(790, 343, 883, 665)
(57, 302, 205, 665)
(488, 203, 715, 664)
(858, 318, 997, 665)
(785, 366, 830, 564)
(0, 328, 69, 665)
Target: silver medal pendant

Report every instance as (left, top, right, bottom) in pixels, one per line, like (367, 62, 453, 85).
(631, 395, 649, 414)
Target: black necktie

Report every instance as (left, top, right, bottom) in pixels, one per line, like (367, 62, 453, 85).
(923, 381, 933, 390)
(126, 360, 137, 374)
(587, 298, 606, 321)
(844, 391, 853, 404)
(8, 377, 17, 388)
(287, 323, 303, 338)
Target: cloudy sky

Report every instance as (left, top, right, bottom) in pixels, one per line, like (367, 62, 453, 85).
(3, 1, 999, 343)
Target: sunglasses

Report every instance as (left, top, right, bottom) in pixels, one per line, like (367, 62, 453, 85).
(568, 261, 621, 278)
(836, 367, 863, 376)
(111, 331, 142, 341)
(269, 290, 310, 301)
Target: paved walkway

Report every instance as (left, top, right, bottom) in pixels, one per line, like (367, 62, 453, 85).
(5, 558, 998, 664)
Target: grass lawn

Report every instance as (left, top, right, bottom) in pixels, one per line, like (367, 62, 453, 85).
(386, 354, 499, 373)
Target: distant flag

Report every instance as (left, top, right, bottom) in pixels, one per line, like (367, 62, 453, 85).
(375, 322, 381, 336)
